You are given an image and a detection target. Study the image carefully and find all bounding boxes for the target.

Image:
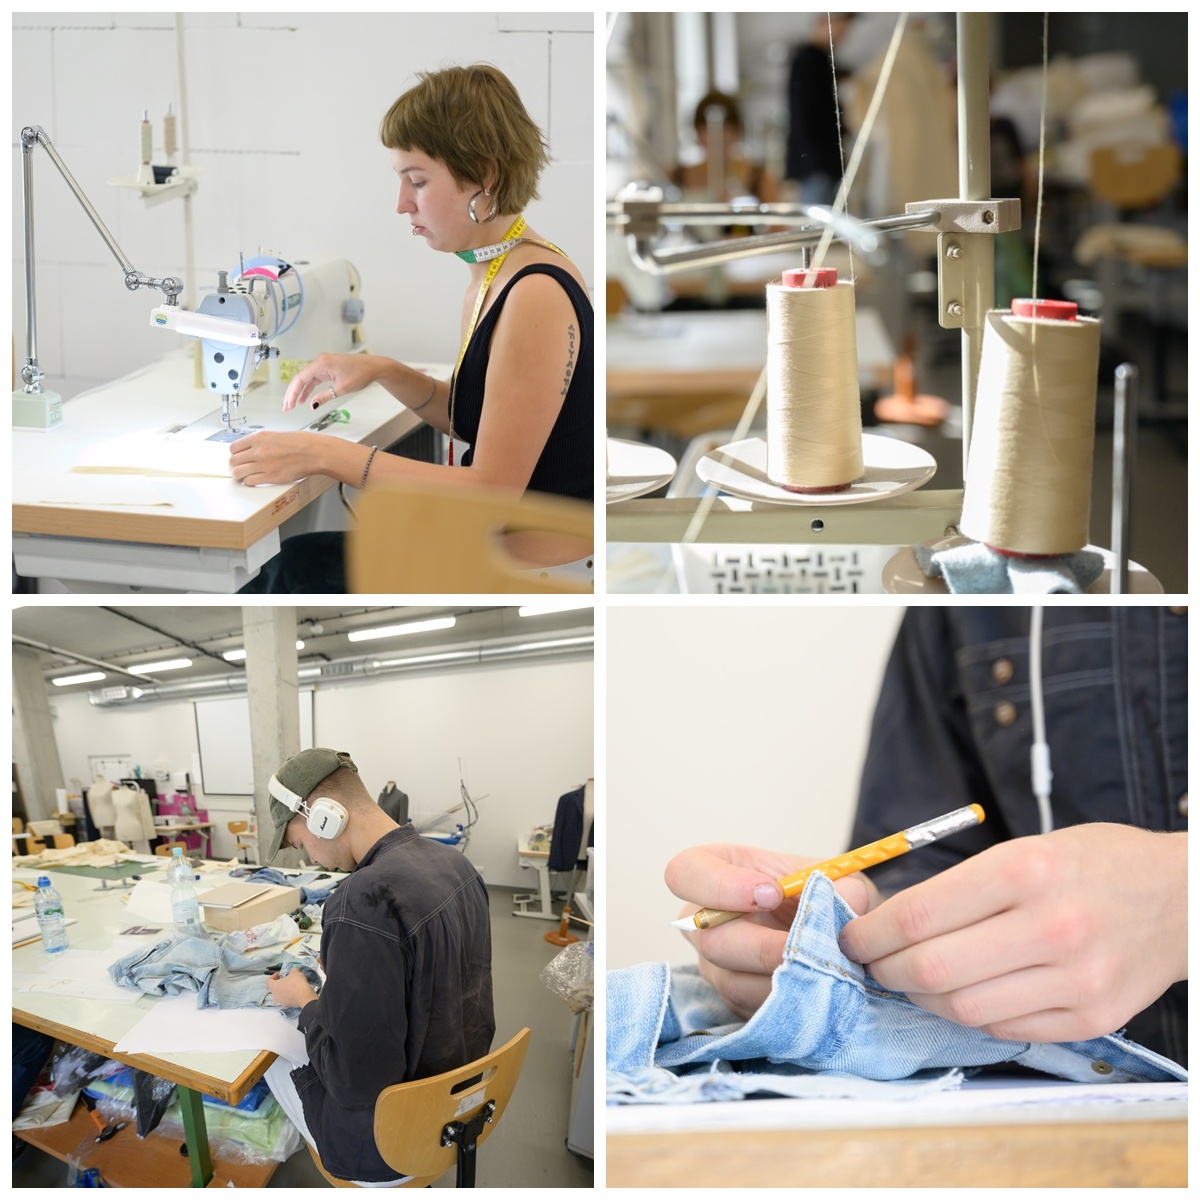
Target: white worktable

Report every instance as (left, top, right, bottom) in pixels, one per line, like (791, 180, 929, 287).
(12, 350, 448, 592)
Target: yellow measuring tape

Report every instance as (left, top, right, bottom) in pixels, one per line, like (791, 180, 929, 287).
(447, 215, 568, 465)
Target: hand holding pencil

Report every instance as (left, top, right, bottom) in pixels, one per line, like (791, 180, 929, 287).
(664, 804, 986, 1019)
(673, 804, 986, 931)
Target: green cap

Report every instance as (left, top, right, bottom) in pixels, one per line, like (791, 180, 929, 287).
(265, 748, 357, 864)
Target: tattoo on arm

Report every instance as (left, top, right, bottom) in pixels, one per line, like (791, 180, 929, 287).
(560, 324, 577, 399)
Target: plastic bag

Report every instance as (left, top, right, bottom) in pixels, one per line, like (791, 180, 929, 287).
(540, 940, 594, 1013)
(132, 1070, 177, 1137)
(50, 1045, 118, 1097)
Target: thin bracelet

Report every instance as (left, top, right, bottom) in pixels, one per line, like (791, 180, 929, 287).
(409, 376, 438, 413)
(359, 445, 378, 489)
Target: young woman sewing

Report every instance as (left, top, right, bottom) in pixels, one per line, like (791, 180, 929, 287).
(233, 63, 593, 593)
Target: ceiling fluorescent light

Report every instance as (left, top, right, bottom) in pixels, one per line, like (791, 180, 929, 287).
(51, 671, 106, 687)
(223, 640, 304, 662)
(128, 658, 193, 674)
(346, 617, 456, 643)
(518, 600, 594, 617)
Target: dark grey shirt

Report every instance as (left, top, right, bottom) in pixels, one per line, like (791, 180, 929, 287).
(854, 607, 1187, 1067)
(292, 824, 494, 1182)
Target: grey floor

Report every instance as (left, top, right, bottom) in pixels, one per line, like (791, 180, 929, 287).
(12, 885, 595, 1189)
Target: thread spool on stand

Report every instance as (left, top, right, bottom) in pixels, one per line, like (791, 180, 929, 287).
(960, 298, 1101, 557)
(873, 334, 949, 427)
(766, 268, 863, 493)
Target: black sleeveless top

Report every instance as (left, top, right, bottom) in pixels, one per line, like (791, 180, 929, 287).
(453, 262, 593, 501)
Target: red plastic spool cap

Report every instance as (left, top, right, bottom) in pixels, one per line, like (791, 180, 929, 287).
(1011, 298, 1077, 320)
(782, 267, 838, 289)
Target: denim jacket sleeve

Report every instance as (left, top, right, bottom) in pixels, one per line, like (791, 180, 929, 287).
(606, 872, 1187, 1105)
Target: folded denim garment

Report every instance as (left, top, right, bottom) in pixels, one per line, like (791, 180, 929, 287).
(607, 872, 1187, 1104)
(109, 932, 321, 1017)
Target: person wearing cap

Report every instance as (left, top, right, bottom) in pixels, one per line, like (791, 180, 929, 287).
(260, 748, 494, 1185)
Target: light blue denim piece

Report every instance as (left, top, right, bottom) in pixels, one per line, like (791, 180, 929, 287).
(108, 933, 321, 1017)
(239, 866, 339, 906)
(607, 872, 1187, 1104)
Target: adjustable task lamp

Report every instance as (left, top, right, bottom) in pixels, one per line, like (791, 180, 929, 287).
(13, 124, 185, 429)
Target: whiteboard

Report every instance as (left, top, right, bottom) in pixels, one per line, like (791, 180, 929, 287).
(193, 692, 314, 796)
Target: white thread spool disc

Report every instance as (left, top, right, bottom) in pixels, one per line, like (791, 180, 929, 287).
(766, 269, 863, 493)
(960, 300, 1101, 555)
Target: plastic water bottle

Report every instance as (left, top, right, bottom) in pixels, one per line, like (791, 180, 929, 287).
(168, 848, 206, 939)
(34, 876, 70, 953)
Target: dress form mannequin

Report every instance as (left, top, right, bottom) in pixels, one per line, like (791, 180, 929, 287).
(377, 780, 410, 825)
(112, 786, 154, 854)
(87, 774, 116, 839)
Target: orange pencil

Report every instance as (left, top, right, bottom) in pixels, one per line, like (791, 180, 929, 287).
(673, 803, 985, 931)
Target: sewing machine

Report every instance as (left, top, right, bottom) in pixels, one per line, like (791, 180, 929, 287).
(151, 254, 365, 430)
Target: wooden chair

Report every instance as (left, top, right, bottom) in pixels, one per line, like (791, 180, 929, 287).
(308, 1027, 531, 1188)
(1075, 141, 1187, 418)
(154, 840, 188, 857)
(227, 820, 258, 864)
(347, 479, 593, 594)
(25, 832, 76, 854)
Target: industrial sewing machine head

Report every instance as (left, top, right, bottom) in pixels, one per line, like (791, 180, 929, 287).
(151, 254, 365, 429)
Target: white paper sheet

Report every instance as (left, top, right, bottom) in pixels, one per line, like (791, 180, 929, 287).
(607, 1078, 1190, 1136)
(113, 991, 309, 1065)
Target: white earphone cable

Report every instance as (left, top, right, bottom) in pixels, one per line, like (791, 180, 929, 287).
(1029, 605, 1054, 835)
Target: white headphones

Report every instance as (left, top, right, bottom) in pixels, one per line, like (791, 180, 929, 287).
(269, 774, 348, 840)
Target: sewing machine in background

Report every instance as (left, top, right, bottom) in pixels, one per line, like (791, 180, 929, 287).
(151, 254, 366, 431)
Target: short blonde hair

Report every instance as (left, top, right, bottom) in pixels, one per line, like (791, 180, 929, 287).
(380, 63, 549, 214)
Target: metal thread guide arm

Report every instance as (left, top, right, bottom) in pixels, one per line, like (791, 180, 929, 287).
(15, 124, 184, 428)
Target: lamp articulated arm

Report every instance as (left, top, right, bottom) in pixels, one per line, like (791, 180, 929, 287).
(17, 124, 184, 396)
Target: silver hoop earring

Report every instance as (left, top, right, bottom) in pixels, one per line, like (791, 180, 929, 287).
(468, 189, 498, 224)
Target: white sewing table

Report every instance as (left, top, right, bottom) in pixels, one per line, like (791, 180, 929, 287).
(12, 350, 448, 593)
(11, 861, 281, 1186)
(513, 840, 556, 920)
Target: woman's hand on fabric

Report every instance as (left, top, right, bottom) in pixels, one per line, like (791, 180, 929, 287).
(838, 823, 1188, 1043)
(281, 354, 385, 412)
(229, 431, 326, 486)
(664, 843, 880, 1019)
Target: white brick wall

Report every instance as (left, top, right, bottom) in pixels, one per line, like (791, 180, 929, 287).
(13, 13, 596, 389)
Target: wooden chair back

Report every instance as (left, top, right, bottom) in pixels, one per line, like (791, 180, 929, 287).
(25, 832, 76, 854)
(155, 841, 188, 857)
(347, 479, 593, 594)
(1090, 142, 1182, 211)
(307, 1027, 532, 1188)
(374, 1027, 532, 1183)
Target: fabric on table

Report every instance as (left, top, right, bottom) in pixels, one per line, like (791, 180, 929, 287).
(236, 865, 340, 906)
(108, 932, 322, 1017)
(607, 872, 1187, 1104)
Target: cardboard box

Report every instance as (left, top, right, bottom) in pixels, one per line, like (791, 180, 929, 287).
(200, 882, 302, 932)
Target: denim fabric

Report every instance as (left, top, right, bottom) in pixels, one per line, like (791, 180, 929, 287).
(607, 873, 1187, 1104)
(237, 866, 339, 906)
(108, 932, 321, 1017)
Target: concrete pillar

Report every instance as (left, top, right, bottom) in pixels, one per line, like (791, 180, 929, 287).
(12, 646, 65, 822)
(242, 606, 302, 868)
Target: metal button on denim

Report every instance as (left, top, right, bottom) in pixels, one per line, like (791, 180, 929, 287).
(992, 658, 1014, 684)
(1178, 793, 1188, 818)
(994, 701, 1017, 726)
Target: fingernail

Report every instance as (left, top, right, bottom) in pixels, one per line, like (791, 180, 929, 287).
(753, 883, 781, 909)
(839, 934, 862, 963)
